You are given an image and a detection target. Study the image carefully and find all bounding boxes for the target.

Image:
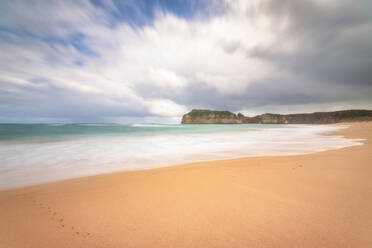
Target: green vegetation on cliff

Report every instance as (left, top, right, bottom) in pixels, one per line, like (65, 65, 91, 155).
(187, 109, 235, 118)
(182, 109, 242, 124)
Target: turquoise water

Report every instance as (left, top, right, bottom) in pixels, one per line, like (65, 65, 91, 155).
(0, 123, 278, 141)
(0, 123, 363, 189)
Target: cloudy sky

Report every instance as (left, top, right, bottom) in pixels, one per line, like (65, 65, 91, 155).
(0, 0, 371, 123)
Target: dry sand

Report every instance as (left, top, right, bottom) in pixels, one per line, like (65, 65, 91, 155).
(0, 122, 371, 248)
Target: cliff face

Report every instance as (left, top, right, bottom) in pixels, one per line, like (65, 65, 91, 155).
(182, 109, 372, 124)
(181, 109, 243, 124)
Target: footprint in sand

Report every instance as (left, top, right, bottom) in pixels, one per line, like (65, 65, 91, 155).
(38, 206, 92, 239)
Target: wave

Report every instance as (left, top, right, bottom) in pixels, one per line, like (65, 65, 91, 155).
(0, 124, 364, 189)
(130, 123, 182, 128)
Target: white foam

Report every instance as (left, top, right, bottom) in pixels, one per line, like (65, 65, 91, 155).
(0, 124, 364, 189)
(130, 123, 182, 128)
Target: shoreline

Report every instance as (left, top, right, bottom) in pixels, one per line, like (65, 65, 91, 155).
(0, 123, 362, 192)
(1, 122, 371, 247)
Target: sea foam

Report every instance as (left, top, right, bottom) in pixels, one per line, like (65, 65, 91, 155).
(0, 124, 364, 189)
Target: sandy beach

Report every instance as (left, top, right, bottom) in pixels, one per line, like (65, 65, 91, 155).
(0, 122, 371, 248)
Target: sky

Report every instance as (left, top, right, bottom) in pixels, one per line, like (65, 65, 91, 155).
(0, 0, 371, 123)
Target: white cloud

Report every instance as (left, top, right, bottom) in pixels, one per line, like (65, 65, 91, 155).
(0, 0, 370, 122)
(0, 0, 275, 118)
(148, 67, 188, 89)
(146, 98, 187, 117)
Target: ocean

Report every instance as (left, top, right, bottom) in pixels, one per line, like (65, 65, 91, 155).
(0, 123, 363, 189)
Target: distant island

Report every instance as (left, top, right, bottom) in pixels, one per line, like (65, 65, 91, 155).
(181, 109, 372, 124)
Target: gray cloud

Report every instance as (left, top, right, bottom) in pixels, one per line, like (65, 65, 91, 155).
(0, 82, 150, 123)
(0, 0, 371, 123)
(249, 0, 372, 87)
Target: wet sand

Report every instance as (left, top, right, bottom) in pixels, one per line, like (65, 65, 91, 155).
(0, 122, 371, 247)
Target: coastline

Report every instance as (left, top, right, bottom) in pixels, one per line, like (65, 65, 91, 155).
(0, 122, 371, 247)
(0, 123, 362, 190)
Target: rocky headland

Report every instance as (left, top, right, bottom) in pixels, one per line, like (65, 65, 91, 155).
(181, 109, 372, 124)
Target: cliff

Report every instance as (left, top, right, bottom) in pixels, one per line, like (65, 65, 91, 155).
(181, 109, 243, 124)
(181, 109, 372, 124)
